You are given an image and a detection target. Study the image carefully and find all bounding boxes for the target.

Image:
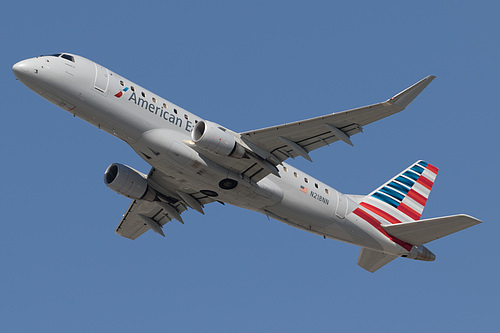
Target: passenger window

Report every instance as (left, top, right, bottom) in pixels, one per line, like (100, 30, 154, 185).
(184, 114, 189, 120)
(283, 166, 288, 172)
(294, 172, 298, 178)
(325, 189, 330, 194)
(163, 103, 167, 108)
(141, 92, 146, 98)
(315, 183, 319, 189)
(131, 86, 135, 92)
(120, 81, 124, 86)
(304, 178, 309, 183)
(174, 109, 178, 114)
(152, 97, 157, 103)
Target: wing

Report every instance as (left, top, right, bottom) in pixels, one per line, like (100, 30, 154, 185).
(239, 76, 436, 169)
(115, 167, 218, 240)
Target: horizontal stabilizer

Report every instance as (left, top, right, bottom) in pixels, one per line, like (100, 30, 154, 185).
(382, 214, 482, 246)
(357, 248, 398, 273)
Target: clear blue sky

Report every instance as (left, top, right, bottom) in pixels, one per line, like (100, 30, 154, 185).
(2, 1, 498, 332)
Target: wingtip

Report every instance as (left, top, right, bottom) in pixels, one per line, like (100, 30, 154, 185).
(388, 75, 437, 108)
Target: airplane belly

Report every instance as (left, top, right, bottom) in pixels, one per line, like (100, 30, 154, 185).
(129, 129, 284, 209)
(262, 183, 391, 251)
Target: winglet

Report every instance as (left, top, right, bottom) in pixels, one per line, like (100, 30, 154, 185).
(388, 75, 436, 108)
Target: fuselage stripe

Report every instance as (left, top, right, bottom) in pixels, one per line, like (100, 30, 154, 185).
(397, 202, 421, 220)
(359, 202, 402, 224)
(352, 208, 413, 251)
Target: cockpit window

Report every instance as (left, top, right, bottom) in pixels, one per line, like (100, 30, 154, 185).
(61, 54, 75, 62)
(41, 53, 75, 62)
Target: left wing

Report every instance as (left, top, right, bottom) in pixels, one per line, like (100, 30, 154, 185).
(115, 167, 218, 240)
(115, 199, 183, 239)
(238, 76, 435, 176)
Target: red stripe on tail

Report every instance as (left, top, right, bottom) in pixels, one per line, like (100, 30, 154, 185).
(407, 189, 427, 206)
(352, 208, 413, 251)
(417, 175, 434, 190)
(397, 202, 421, 220)
(426, 164, 439, 174)
(360, 202, 402, 224)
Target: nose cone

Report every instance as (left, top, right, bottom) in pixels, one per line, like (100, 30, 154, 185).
(13, 59, 33, 81)
(13, 60, 28, 75)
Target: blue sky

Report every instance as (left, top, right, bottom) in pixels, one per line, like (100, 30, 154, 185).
(1, 1, 498, 332)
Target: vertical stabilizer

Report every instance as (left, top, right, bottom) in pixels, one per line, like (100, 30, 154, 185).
(359, 160, 439, 224)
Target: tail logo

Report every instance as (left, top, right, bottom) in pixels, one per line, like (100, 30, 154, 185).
(369, 161, 438, 221)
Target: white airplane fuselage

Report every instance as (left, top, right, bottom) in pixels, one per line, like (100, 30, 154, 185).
(13, 53, 436, 263)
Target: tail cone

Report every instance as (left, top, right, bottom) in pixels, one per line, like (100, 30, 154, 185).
(404, 245, 436, 261)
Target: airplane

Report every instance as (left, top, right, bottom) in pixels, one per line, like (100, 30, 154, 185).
(12, 53, 481, 272)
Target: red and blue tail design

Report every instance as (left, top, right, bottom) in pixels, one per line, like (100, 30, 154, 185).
(359, 160, 439, 224)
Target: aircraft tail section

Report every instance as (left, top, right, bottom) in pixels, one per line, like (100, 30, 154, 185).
(382, 214, 482, 246)
(352, 161, 482, 272)
(357, 248, 398, 273)
(359, 160, 439, 224)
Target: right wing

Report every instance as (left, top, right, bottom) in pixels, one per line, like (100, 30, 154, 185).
(188, 76, 436, 184)
(115, 167, 218, 240)
(240, 76, 436, 164)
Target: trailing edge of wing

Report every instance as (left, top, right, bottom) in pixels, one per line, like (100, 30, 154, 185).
(115, 200, 177, 240)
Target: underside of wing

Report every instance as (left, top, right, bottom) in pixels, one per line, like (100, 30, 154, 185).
(115, 167, 218, 240)
(115, 199, 183, 239)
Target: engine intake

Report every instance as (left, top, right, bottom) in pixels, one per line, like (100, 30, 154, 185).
(191, 120, 245, 158)
(104, 163, 156, 201)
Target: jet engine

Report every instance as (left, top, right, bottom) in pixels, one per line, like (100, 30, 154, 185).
(191, 120, 245, 158)
(104, 163, 156, 201)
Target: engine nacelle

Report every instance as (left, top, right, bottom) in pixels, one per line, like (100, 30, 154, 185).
(104, 163, 156, 201)
(191, 120, 245, 158)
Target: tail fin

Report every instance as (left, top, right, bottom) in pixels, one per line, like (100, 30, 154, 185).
(359, 160, 439, 224)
